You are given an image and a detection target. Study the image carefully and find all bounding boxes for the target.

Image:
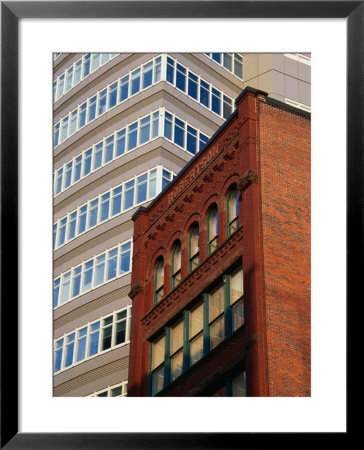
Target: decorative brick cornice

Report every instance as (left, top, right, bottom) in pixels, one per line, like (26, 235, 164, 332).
(128, 281, 145, 300)
(141, 225, 244, 339)
(237, 169, 258, 192)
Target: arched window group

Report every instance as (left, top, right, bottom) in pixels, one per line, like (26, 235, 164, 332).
(152, 184, 239, 305)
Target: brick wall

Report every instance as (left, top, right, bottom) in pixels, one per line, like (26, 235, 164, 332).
(257, 99, 311, 396)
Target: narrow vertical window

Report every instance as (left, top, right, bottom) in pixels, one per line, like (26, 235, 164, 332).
(119, 75, 129, 102)
(107, 248, 118, 280)
(124, 180, 135, 210)
(136, 173, 148, 204)
(211, 88, 221, 115)
(189, 223, 199, 272)
(55, 167, 63, 195)
(116, 129, 126, 157)
(111, 186, 122, 216)
(227, 187, 239, 236)
(64, 162, 73, 189)
(119, 241, 131, 274)
(65, 67, 73, 91)
(154, 56, 162, 83)
(186, 126, 197, 155)
(54, 123, 60, 147)
(83, 149, 92, 176)
(142, 61, 153, 89)
(166, 57, 175, 84)
(176, 63, 186, 92)
(88, 198, 99, 229)
(230, 267, 244, 332)
(64, 333, 75, 368)
(115, 310, 127, 345)
(60, 271, 71, 304)
(164, 112, 173, 140)
(53, 278, 60, 308)
(76, 327, 87, 362)
(100, 192, 110, 222)
(82, 260, 94, 293)
(70, 110, 78, 135)
(108, 82, 118, 109)
(88, 321, 100, 357)
(93, 142, 103, 170)
(189, 303, 204, 365)
(131, 68, 141, 95)
(188, 72, 198, 100)
(162, 169, 172, 190)
(174, 118, 185, 148)
(234, 54, 243, 79)
(68, 211, 77, 240)
(61, 116, 69, 142)
(148, 169, 157, 198)
(223, 53, 233, 72)
(152, 111, 159, 138)
(58, 74, 65, 98)
(94, 254, 106, 287)
(154, 258, 164, 304)
(83, 53, 91, 77)
(74, 60, 82, 84)
(79, 103, 87, 128)
(127, 122, 138, 151)
(98, 88, 107, 116)
(170, 321, 184, 381)
(207, 205, 219, 254)
(101, 315, 113, 351)
(72, 266, 82, 298)
(91, 53, 100, 72)
(139, 116, 151, 145)
(223, 95, 233, 119)
(209, 284, 225, 349)
(171, 241, 182, 289)
(88, 96, 97, 122)
(78, 205, 88, 234)
(54, 338, 64, 372)
(58, 217, 67, 246)
(200, 80, 210, 108)
(73, 155, 82, 183)
(151, 335, 165, 395)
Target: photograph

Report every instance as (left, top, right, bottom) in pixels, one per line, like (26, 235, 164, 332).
(53, 52, 311, 397)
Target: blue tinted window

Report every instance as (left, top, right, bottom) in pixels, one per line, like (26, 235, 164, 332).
(131, 68, 140, 95)
(54, 124, 60, 147)
(128, 123, 138, 151)
(88, 199, 99, 228)
(58, 75, 65, 97)
(95, 254, 106, 287)
(76, 328, 87, 362)
(100, 193, 110, 221)
(162, 170, 172, 190)
(188, 73, 198, 100)
(174, 118, 185, 148)
(166, 57, 174, 83)
(54, 339, 64, 372)
(109, 82, 117, 108)
(137, 174, 148, 203)
(88, 96, 97, 122)
(64, 162, 73, 189)
(66, 67, 73, 91)
(78, 205, 88, 234)
(83, 54, 91, 77)
(53, 224, 57, 250)
(142, 61, 153, 89)
(116, 130, 126, 157)
(176, 64, 186, 92)
(70, 110, 78, 135)
(164, 112, 172, 140)
(65, 333, 75, 367)
(53, 278, 60, 308)
(187, 126, 197, 154)
(112, 187, 122, 216)
(124, 180, 135, 210)
(55, 168, 63, 195)
(120, 242, 131, 274)
(104, 136, 114, 163)
(58, 218, 67, 246)
(152, 112, 159, 138)
(107, 248, 118, 280)
(74, 155, 82, 182)
(72, 266, 82, 297)
(88, 322, 100, 356)
(212, 88, 221, 115)
(98, 89, 107, 115)
(79, 103, 87, 128)
(140, 116, 150, 145)
(91, 53, 100, 71)
(120, 76, 129, 101)
(83, 149, 92, 176)
(74, 60, 82, 84)
(68, 211, 77, 240)
(83, 260, 94, 292)
(200, 80, 210, 108)
(61, 117, 69, 141)
(93, 143, 103, 170)
(154, 56, 162, 82)
(212, 53, 221, 63)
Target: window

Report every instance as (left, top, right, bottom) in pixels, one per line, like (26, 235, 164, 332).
(207, 205, 219, 255)
(205, 53, 244, 80)
(149, 264, 244, 394)
(53, 240, 132, 308)
(227, 187, 239, 236)
(171, 241, 182, 289)
(89, 382, 128, 397)
(211, 369, 247, 397)
(154, 258, 164, 304)
(151, 335, 165, 395)
(188, 223, 199, 272)
(54, 307, 131, 373)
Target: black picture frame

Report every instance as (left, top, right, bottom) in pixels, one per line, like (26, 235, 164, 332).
(1, 1, 356, 448)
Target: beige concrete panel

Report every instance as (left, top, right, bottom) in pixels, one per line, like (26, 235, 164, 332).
(271, 53, 286, 75)
(53, 347, 129, 395)
(284, 57, 299, 79)
(284, 74, 300, 102)
(239, 53, 259, 83)
(54, 287, 131, 335)
(257, 54, 275, 79)
(299, 81, 311, 106)
(298, 61, 311, 83)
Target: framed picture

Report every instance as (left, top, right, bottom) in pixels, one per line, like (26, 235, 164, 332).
(1, 1, 356, 448)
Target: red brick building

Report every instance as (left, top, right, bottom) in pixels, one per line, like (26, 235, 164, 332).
(127, 87, 311, 396)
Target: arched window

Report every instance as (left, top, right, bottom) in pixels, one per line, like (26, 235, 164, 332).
(227, 187, 239, 236)
(154, 257, 164, 304)
(171, 241, 182, 289)
(188, 223, 199, 272)
(207, 204, 219, 255)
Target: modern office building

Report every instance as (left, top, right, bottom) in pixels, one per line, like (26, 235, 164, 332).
(53, 53, 310, 397)
(128, 87, 311, 396)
